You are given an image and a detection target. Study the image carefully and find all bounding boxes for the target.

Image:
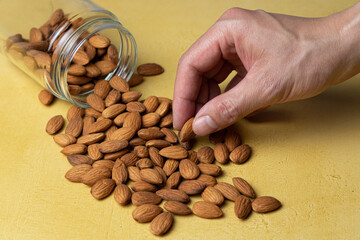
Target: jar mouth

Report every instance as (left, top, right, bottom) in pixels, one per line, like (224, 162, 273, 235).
(47, 11, 137, 108)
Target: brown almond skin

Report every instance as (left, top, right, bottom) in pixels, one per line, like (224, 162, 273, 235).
(156, 189, 190, 203)
(46, 115, 64, 135)
(132, 204, 163, 223)
(154, 166, 167, 185)
(114, 184, 132, 206)
(126, 101, 146, 113)
(102, 104, 126, 119)
(140, 168, 163, 185)
(138, 128, 165, 140)
(159, 146, 188, 160)
(142, 113, 161, 128)
(165, 171, 181, 189)
(81, 166, 111, 186)
(61, 144, 87, 156)
(67, 154, 93, 166)
(65, 116, 83, 138)
(161, 128, 177, 143)
(179, 159, 200, 180)
(234, 195, 252, 219)
(104, 149, 130, 160)
(232, 177, 256, 198)
(146, 139, 171, 149)
(134, 146, 149, 159)
(224, 127, 242, 151)
(137, 63, 164, 76)
(109, 127, 136, 141)
(149, 212, 173, 236)
(94, 80, 112, 99)
(121, 91, 142, 103)
(214, 143, 229, 164)
(131, 191, 162, 206)
(214, 182, 240, 201)
(109, 76, 129, 92)
(252, 196, 282, 213)
(89, 35, 110, 48)
(105, 90, 121, 107)
(163, 201, 192, 215)
(129, 137, 146, 147)
(77, 133, 105, 145)
(178, 180, 206, 195)
(130, 181, 159, 192)
(68, 64, 86, 76)
(209, 129, 226, 144)
(38, 89, 54, 105)
(53, 134, 76, 147)
(136, 158, 152, 169)
(92, 160, 115, 170)
(65, 164, 92, 182)
(87, 93, 105, 112)
(112, 159, 128, 184)
(197, 174, 217, 187)
(143, 96, 159, 113)
(95, 60, 116, 75)
(88, 144, 103, 160)
(201, 186, 224, 205)
(88, 119, 113, 134)
(197, 163, 222, 177)
(123, 111, 142, 130)
(229, 144, 252, 164)
(155, 101, 170, 117)
(128, 73, 143, 87)
(192, 201, 223, 219)
(197, 146, 215, 164)
(187, 150, 198, 164)
(159, 113, 173, 128)
(67, 105, 85, 121)
(179, 117, 196, 142)
(162, 159, 179, 176)
(91, 179, 115, 200)
(148, 147, 164, 167)
(120, 152, 139, 166)
(98, 140, 128, 154)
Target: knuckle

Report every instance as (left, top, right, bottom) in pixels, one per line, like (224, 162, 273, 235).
(215, 98, 239, 122)
(220, 7, 243, 19)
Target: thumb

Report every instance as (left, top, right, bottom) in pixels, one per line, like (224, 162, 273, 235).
(192, 71, 277, 135)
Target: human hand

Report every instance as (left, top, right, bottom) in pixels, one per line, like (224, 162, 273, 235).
(173, 6, 360, 135)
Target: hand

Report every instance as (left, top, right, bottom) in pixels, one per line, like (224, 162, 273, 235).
(173, 6, 360, 135)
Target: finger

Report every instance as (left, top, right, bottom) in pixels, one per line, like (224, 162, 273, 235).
(195, 79, 221, 114)
(192, 69, 278, 135)
(195, 79, 209, 113)
(212, 61, 235, 83)
(225, 74, 244, 92)
(208, 79, 221, 100)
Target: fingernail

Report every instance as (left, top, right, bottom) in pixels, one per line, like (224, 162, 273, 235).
(193, 115, 218, 136)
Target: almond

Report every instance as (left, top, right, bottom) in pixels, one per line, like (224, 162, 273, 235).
(77, 133, 105, 145)
(61, 143, 87, 156)
(105, 90, 121, 107)
(96, 47, 107, 57)
(197, 174, 217, 187)
(148, 147, 164, 167)
(94, 80, 111, 99)
(132, 204, 163, 223)
(29, 27, 43, 42)
(209, 129, 226, 144)
(112, 159, 128, 184)
(128, 166, 142, 182)
(134, 146, 149, 159)
(155, 101, 170, 117)
(156, 189, 190, 203)
(138, 128, 165, 140)
(232, 177, 256, 198)
(159, 113, 173, 128)
(252, 196, 281, 213)
(130, 181, 158, 192)
(234, 195, 252, 219)
(129, 137, 146, 147)
(88, 144, 103, 160)
(68, 64, 86, 76)
(123, 112, 141, 130)
(149, 212, 173, 236)
(92, 160, 114, 170)
(109, 127, 136, 141)
(67, 75, 92, 85)
(165, 171, 181, 189)
(224, 127, 242, 151)
(179, 159, 200, 180)
(38, 89, 54, 105)
(67, 105, 85, 121)
(154, 166, 167, 185)
(46, 115, 64, 134)
(229, 144, 251, 164)
(91, 178, 115, 200)
(53, 133, 76, 147)
(94, 60, 116, 75)
(126, 101, 146, 113)
(192, 201, 223, 219)
(145, 140, 171, 149)
(85, 63, 102, 77)
(143, 96, 159, 113)
(105, 125, 118, 140)
(159, 146, 188, 160)
(98, 140, 128, 153)
(65, 116, 83, 138)
(106, 44, 119, 63)
(73, 50, 90, 65)
(84, 41, 96, 60)
(178, 180, 206, 195)
(214, 143, 229, 164)
(81, 166, 111, 186)
(87, 93, 105, 112)
(131, 191, 162, 206)
(214, 182, 240, 201)
(104, 149, 130, 160)
(179, 138, 193, 150)
(140, 168, 163, 185)
(50, 9, 64, 26)
(113, 112, 129, 127)
(67, 154, 93, 166)
(89, 35, 110, 48)
(128, 73, 143, 87)
(163, 201, 192, 215)
(142, 113, 161, 127)
(114, 184, 132, 206)
(179, 117, 196, 142)
(85, 108, 102, 118)
(65, 164, 92, 182)
(198, 163, 222, 177)
(197, 146, 214, 164)
(120, 152, 139, 166)
(201, 186, 224, 205)
(136, 158, 152, 169)
(121, 91, 142, 103)
(162, 159, 179, 176)
(137, 63, 164, 76)
(187, 150, 198, 164)
(87, 118, 112, 134)
(109, 76, 129, 92)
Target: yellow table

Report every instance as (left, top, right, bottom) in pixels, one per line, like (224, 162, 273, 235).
(1, 1, 360, 239)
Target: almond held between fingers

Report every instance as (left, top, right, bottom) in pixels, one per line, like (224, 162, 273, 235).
(163, 201, 192, 215)
(61, 143, 87, 156)
(137, 63, 164, 76)
(81, 166, 111, 186)
(159, 146, 188, 160)
(214, 182, 240, 201)
(178, 180, 206, 195)
(38, 89, 54, 105)
(214, 143, 229, 164)
(224, 127, 242, 151)
(46, 115, 64, 134)
(112, 159, 128, 184)
(131, 181, 159, 192)
(67, 154, 93, 166)
(179, 117, 196, 142)
(232, 177, 256, 198)
(229, 144, 252, 164)
(114, 184, 132, 206)
(131, 191, 162, 206)
(53, 133, 76, 147)
(94, 80, 111, 99)
(201, 186, 224, 206)
(234, 195, 252, 219)
(140, 168, 163, 185)
(132, 204, 163, 223)
(143, 96, 159, 113)
(252, 196, 281, 213)
(65, 164, 92, 182)
(197, 146, 215, 164)
(87, 93, 105, 112)
(67, 105, 85, 121)
(197, 163, 222, 177)
(149, 212, 173, 236)
(98, 140, 128, 153)
(192, 201, 223, 219)
(77, 133, 105, 145)
(91, 178, 115, 200)
(65, 116, 83, 138)
(179, 159, 200, 180)
(109, 76, 129, 92)
(156, 189, 190, 203)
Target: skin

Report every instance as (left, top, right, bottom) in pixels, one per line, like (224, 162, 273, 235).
(173, 3, 360, 136)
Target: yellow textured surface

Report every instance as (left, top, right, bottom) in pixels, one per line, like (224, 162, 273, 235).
(0, 1, 360, 239)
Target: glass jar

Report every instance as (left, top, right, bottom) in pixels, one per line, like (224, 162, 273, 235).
(0, 0, 137, 107)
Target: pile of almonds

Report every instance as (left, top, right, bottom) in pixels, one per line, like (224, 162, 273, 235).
(44, 64, 281, 236)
